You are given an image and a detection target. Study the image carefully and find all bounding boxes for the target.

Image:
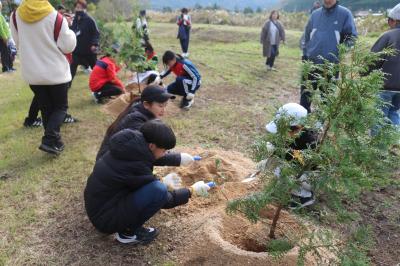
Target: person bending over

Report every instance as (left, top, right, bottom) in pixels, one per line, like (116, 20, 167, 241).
(161, 50, 201, 110)
(84, 120, 210, 244)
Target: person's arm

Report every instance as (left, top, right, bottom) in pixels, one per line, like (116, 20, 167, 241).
(90, 18, 100, 49)
(183, 64, 199, 93)
(9, 14, 18, 47)
(303, 17, 313, 59)
(154, 152, 181, 167)
(340, 10, 358, 46)
(106, 61, 125, 90)
(370, 34, 389, 71)
(177, 15, 183, 26)
(279, 22, 286, 43)
(57, 16, 77, 54)
(260, 22, 268, 44)
(0, 15, 9, 43)
(163, 188, 191, 209)
(160, 68, 171, 79)
(136, 17, 142, 32)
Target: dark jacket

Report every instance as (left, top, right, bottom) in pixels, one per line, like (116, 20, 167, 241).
(84, 129, 191, 234)
(96, 102, 181, 166)
(260, 20, 285, 58)
(371, 25, 400, 91)
(286, 129, 318, 161)
(70, 12, 99, 55)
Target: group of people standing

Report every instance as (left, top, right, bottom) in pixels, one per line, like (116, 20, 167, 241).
(260, 0, 400, 128)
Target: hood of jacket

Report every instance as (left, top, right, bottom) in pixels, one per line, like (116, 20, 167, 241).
(109, 129, 155, 163)
(17, 0, 54, 23)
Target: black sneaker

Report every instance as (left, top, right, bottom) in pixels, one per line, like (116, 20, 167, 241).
(180, 97, 194, 110)
(115, 227, 159, 245)
(289, 193, 315, 210)
(24, 117, 43, 128)
(55, 140, 65, 151)
(64, 114, 79, 124)
(38, 143, 64, 155)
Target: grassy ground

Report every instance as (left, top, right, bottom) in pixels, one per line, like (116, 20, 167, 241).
(0, 22, 398, 265)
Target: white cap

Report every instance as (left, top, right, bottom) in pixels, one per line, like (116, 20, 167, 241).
(388, 3, 400, 20)
(265, 103, 308, 134)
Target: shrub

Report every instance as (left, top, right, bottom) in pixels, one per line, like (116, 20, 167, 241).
(227, 42, 399, 264)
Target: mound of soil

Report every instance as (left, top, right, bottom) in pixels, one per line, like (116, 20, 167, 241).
(155, 148, 256, 186)
(155, 148, 257, 214)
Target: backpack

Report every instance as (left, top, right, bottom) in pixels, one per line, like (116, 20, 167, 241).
(12, 11, 73, 64)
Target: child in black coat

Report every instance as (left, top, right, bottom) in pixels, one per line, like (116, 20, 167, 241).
(85, 120, 211, 244)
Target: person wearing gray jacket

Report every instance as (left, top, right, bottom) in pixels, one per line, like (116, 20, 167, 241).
(260, 10, 285, 71)
(300, 0, 357, 113)
(370, 3, 400, 127)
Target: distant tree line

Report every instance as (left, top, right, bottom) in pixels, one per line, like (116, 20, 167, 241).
(162, 3, 265, 14)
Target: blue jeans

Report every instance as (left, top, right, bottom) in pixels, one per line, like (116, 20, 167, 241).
(380, 91, 400, 126)
(123, 181, 168, 232)
(266, 45, 278, 67)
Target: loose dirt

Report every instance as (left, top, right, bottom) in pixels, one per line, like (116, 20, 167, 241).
(20, 148, 326, 265)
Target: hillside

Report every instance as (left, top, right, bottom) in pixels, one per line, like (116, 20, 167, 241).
(283, 0, 399, 12)
(150, 0, 279, 10)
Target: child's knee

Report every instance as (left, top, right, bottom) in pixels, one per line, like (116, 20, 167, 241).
(151, 181, 168, 204)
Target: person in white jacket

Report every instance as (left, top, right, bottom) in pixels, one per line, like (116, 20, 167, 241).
(10, 0, 76, 155)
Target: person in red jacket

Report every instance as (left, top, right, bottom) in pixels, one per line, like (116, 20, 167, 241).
(89, 44, 125, 103)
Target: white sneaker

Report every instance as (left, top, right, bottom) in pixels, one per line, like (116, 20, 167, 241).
(115, 227, 159, 245)
(92, 92, 100, 104)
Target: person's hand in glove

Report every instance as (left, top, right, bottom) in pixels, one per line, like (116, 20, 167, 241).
(186, 93, 195, 100)
(189, 181, 210, 197)
(256, 159, 269, 172)
(266, 142, 275, 154)
(162, 173, 182, 190)
(180, 153, 195, 166)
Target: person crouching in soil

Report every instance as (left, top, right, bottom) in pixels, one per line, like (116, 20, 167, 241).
(160, 50, 201, 110)
(96, 85, 199, 169)
(259, 103, 319, 209)
(89, 44, 125, 104)
(84, 120, 211, 244)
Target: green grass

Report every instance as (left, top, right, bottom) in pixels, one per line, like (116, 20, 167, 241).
(0, 22, 378, 265)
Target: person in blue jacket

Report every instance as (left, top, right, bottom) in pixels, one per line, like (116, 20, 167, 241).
(160, 50, 201, 110)
(300, 0, 357, 113)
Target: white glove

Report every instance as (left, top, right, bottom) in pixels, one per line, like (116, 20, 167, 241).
(186, 93, 195, 100)
(256, 159, 269, 172)
(162, 173, 182, 190)
(266, 142, 275, 154)
(160, 71, 167, 78)
(190, 181, 210, 197)
(180, 153, 195, 166)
